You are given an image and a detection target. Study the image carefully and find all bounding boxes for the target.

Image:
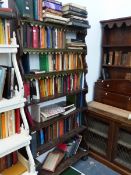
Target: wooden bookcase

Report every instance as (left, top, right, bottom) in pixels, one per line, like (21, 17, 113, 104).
(0, 12, 37, 175)
(87, 17, 131, 175)
(16, 17, 90, 174)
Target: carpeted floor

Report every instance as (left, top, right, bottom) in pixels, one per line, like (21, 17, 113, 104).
(73, 157, 120, 175)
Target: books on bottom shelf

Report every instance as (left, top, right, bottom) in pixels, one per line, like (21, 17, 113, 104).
(41, 135, 82, 172)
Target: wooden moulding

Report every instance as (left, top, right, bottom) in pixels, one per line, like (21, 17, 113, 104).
(100, 16, 131, 29)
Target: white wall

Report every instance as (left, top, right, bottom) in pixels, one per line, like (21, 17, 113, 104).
(62, 0, 131, 102)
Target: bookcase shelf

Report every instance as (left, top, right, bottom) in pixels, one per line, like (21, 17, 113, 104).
(0, 44, 19, 53)
(88, 127, 108, 139)
(23, 48, 87, 54)
(102, 45, 131, 48)
(118, 140, 131, 149)
(26, 88, 88, 106)
(20, 19, 89, 32)
(0, 129, 31, 158)
(0, 96, 26, 113)
(37, 126, 86, 155)
(40, 149, 88, 175)
(25, 69, 86, 79)
(32, 107, 88, 131)
(102, 64, 131, 69)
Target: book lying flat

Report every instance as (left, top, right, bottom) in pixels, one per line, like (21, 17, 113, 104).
(43, 13, 69, 22)
(42, 151, 64, 172)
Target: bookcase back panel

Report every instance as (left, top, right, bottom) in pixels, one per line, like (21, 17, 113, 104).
(103, 26, 131, 46)
(105, 68, 131, 80)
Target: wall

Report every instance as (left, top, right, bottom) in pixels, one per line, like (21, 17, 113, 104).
(62, 0, 131, 102)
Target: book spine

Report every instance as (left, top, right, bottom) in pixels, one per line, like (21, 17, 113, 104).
(69, 5, 87, 15)
(32, 26, 39, 48)
(33, 0, 38, 20)
(15, 108, 21, 134)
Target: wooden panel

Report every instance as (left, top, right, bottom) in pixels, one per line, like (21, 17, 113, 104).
(95, 79, 131, 96)
(94, 86, 131, 111)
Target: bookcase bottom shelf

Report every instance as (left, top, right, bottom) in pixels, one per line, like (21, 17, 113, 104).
(40, 150, 88, 175)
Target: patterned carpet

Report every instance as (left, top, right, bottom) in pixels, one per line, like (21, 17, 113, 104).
(73, 157, 120, 175)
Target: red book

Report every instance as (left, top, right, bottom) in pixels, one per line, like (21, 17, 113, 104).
(24, 107, 34, 128)
(15, 108, 21, 134)
(12, 151, 18, 165)
(24, 81, 30, 103)
(59, 120, 64, 137)
(32, 26, 39, 48)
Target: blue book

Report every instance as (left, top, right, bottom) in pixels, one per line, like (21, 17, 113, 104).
(30, 131, 37, 158)
(46, 26, 51, 48)
(33, 0, 38, 20)
(40, 129, 45, 145)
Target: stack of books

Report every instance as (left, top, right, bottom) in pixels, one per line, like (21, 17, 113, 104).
(42, 0, 69, 24)
(62, 3, 89, 28)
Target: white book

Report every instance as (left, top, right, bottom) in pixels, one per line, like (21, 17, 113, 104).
(63, 3, 87, 11)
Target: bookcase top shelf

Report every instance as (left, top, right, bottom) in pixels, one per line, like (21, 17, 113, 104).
(0, 129, 31, 158)
(100, 16, 131, 28)
(0, 44, 19, 53)
(0, 96, 26, 113)
(37, 125, 86, 156)
(26, 88, 88, 107)
(23, 48, 87, 54)
(25, 69, 86, 80)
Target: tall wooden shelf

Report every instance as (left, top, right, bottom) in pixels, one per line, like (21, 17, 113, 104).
(15, 5, 90, 174)
(87, 16, 131, 175)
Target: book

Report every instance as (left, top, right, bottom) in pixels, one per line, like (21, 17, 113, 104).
(63, 10, 87, 18)
(61, 167, 82, 175)
(62, 4, 87, 15)
(42, 1, 62, 11)
(0, 66, 6, 99)
(42, 151, 64, 172)
(30, 131, 37, 158)
(32, 26, 39, 48)
(15, 108, 21, 134)
(15, 0, 33, 19)
(62, 104, 76, 115)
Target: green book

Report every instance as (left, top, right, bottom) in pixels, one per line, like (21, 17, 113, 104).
(39, 54, 49, 72)
(60, 167, 81, 175)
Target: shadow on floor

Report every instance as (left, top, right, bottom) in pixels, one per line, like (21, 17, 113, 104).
(73, 157, 120, 175)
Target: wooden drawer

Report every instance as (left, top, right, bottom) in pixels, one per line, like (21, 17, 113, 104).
(94, 86, 131, 111)
(95, 80, 131, 96)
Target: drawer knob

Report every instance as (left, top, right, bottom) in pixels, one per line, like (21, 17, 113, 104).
(107, 84, 110, 87)
(105, 93, 108, 95)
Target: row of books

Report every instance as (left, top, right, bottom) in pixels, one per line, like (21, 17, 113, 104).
(0, 18, 10, 45)
(0, 66, 15, 100)
(42, 135, 82, 172)
(103, 51, 131, 66)
(0, 151, 18, 173)
(21, 24, 66, 49)
(0, 109, 21, 139)
(24, 72, 85, 101)
(22, 53, 84, 74)
(39, 112, 82, 144)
